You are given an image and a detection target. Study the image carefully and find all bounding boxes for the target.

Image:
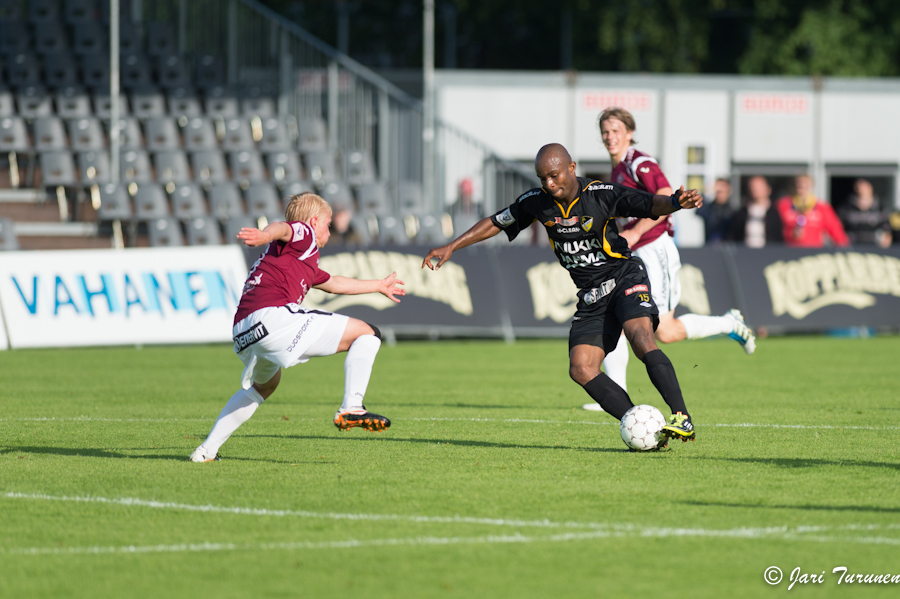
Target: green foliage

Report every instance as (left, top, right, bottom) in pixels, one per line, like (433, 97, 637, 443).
(2, 337, 900, 598)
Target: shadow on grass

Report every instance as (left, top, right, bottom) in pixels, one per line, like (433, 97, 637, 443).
(681, 500, 900, 514)
(242, 434, 627, 454)
(0, 446, 325, 465)
(687, 455, 900, 471)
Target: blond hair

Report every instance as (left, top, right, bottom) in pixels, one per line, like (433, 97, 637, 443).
(598, 107, 637, 144)
(284, 192, 331, 223)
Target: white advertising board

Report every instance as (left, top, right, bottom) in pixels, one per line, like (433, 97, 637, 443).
(0, 246, 248, 349)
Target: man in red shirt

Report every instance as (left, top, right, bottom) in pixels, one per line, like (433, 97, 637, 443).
(191, 192, 405, 462)
(777, 174, 849, 248)
(584, 108, 755, 412)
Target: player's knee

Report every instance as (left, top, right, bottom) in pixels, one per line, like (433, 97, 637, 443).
(569, 363, 598, 386)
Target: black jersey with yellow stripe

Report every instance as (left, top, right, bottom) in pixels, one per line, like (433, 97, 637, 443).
(490, 177, 658, 290)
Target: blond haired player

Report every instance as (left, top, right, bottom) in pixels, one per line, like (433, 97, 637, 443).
(191, 192, 405, 462)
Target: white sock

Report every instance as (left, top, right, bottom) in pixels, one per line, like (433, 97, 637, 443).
(679, 313, 734, 340)
(341, 335, 381, 411)
(199, 387, 265, 455)
(602, 333, 629, 392)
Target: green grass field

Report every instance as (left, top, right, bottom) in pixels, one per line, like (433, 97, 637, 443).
(2, 336, 899, 598)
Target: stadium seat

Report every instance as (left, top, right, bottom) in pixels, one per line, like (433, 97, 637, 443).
(55, 86, 91, 118)
(297, 117, 327, 152)
(34, 22, 69, 56)
(343, 149, 376, 187)
(148, 216, 184, 247)
(398, 181, 425, 212)
(410, 212, 449, 244)
(0, 23, 29, 55)
(93, 92, 129, 119)
(355, 181, 392, 215)
(39, 150, 77, 186)
(0, 216, 19, 251)
(33, 116, 68, 151)
(204, 86, 239, 118)
(221, 117, 255, 150)
(208, 182, 245, 220)
(279, 181, 315, 200)
(0, 116, 30, 152)
(145, 117, 181, 151)
(43, 53, 80, 88)
(133, 183, 170, 220)
(7, 53, 42, 88)
(265, 151, 304, 186)
(28, 0, 59, 22)
(186, 216, 223, 245)
(303, 151, 340, 188)
(77, 150, 110, 184)
(191, 150, 228, 183)
(183, 116, 217, 150)
(228, 150, 265, 184)
(117, 21, 140, 56)
(224, 215, 256, 243)
(376, 214, 410, 245)
(96, 183, 133, 221)
(319, 180, 353, 206)
(81, 54, 110, 88)
(0, 0, 22, 21)
(170, 183, 207, 219)
(132, 89, 168, 119)
(195, 55, 224, 90)
(146, 22, 176, 58)
(111, 117, 143, 149)
(72, 21, 104, 55)
(64, 0, 96, 25)
(259, 116, 293, 152)
(157, 55, 191, 89)
(17, 86, 53, 118)
(68, 117, 104, 151)
(153, 150, 190, 183)
(241, 96, 275, 118)
(121, 54, 154, 90)
(120, 149, 152, 183)
(244, 182, 281, 218)
(167, 88, 202, 117)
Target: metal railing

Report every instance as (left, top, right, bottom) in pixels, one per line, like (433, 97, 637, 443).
(141, 0, 537, 220)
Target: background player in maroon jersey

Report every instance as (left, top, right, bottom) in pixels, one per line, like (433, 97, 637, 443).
(424, 143, 703, 443)
(583, 108, 756, 412)
(191, 192, 405, 462)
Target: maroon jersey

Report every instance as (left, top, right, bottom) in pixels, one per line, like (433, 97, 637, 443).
(611, 146, 674, 250)
(233, 221, 331, 324)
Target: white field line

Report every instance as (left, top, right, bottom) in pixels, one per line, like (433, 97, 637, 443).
(5, 528, 900, 557)
(1, 416, 896, 431)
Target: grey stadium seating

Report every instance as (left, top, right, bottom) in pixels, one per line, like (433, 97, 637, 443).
(55, 87, 91, 118)
(244, 182, 281, 218)
(39, 151, 77, 186)
(145, 117, 181, 151)
(265, 151, 304, 186)
(221, 117, 255, 150)
(355, 181, 393, 216)
(186, 216, 223, 245)
(33, 116, 67, 151)
(133, 183, 170, 220)
(296, 117, 327, 152)
(183, 116, 217, 150)
(96, 183, 133, 221)
(67, 116, 104, 151)
(154, 150, 191, 184)
(208, 182, 245, 220)
(191, 150, 228, 184)
(0, 217, 20, 251)
(77, 150, 110, 184)
(148, 216, 184, 247)
(228, 150, 265, 184)
(303, 150, 340, 187)
(170, 183, 207, 219)
(343, 149, 377, 187)
(120, 149, 153, 183)
(0, 116, 30, 152)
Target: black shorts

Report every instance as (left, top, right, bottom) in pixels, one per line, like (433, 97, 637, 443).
(568, 258, 660, 352)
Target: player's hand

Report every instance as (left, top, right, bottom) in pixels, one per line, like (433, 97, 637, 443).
(380, 271, 406, 303)
(677, 186, 703, 210)
(422, 245, 453, 270)
(236, 227, 269, 247)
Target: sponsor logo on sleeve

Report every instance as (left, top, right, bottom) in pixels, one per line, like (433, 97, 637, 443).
(625, 284, 649, 296)
(586, 184, 613, 191)
(495, 207, 516, 227)
(640, 167, 650, 173)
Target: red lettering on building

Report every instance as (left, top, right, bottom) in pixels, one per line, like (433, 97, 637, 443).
(740, 94, 809, 114)
(582, 92, 651, 112)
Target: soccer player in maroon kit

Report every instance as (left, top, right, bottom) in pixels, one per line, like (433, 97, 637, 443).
(191, 192, 405, 462)
(583, 108, 756, 412)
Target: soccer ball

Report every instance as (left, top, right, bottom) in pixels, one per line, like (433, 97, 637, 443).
(619, 404, 667, 451)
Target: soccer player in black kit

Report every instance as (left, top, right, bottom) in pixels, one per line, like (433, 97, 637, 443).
(422, 143, 703, 444)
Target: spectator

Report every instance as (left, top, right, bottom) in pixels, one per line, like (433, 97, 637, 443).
(328, 202, 365, 246)
(776, 174, 849, 248)
(838, 178, 892, 248)
(728, 175, 784, 247)
(697, 178, 735, 243)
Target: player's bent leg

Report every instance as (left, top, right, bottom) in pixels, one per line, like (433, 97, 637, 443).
(583, 333, 629, 412)
(654, 310, 687, 344)
(333, 317, 390, 433)
(570, 344, 634, 419)
(678, 310, 756, 355)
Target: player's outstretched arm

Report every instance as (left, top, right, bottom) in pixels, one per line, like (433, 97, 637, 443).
(422, 217, 502, 271)
(650, 186, 703, 217)
(236, 222, 293, 246)
(315, 272, 406, 303)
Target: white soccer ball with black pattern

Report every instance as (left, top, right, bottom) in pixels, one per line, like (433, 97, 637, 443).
(619, 404, 667, 451)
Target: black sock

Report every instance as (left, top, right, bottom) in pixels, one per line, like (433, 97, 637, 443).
(642, 349, 688, 416)
(582, 373, 634, 420)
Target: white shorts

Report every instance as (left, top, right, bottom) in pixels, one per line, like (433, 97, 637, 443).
(232, 304, 350, 389)
(633, 234, 682, 314)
